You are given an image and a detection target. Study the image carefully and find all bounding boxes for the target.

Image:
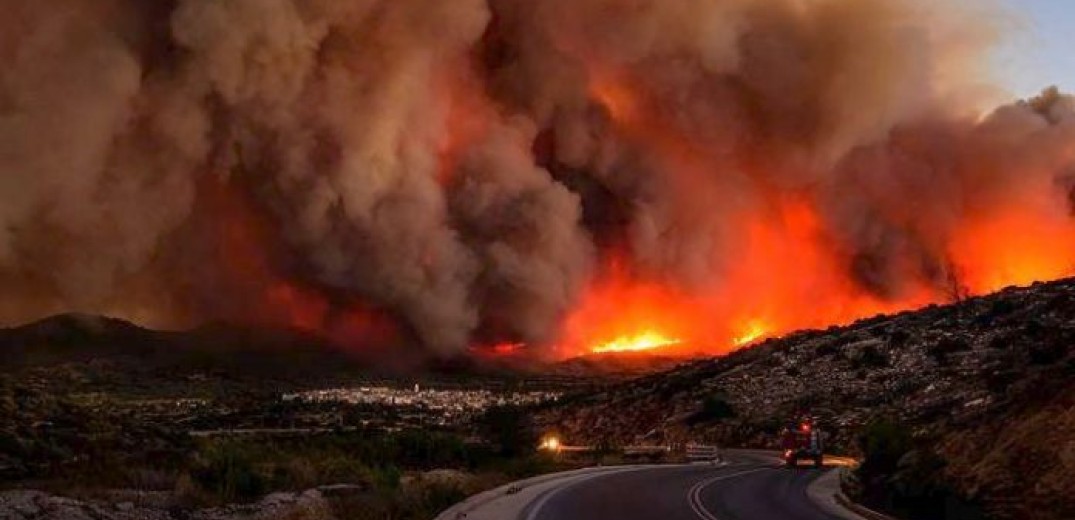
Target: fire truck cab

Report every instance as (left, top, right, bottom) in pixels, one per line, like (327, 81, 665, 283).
(781, 417, 824, 468)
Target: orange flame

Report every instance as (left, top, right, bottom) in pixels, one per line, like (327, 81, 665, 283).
(951, 208, 1075, 294)
(556, 189, 1075, 359)
(733, 321, 769, 347)
(556, 259, 703, 358)
(591, 331, 683, 354)
(557, 196, 942, 359)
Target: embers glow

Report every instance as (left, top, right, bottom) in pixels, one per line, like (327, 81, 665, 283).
(491, 342, 526, 355)
(467, 341, 528, 359)
(591, 330, 683, 354)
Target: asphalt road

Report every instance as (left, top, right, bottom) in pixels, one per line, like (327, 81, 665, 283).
(522, 453, 852, 520)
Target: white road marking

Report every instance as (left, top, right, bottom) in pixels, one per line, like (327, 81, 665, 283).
(687, 467, 771, 520)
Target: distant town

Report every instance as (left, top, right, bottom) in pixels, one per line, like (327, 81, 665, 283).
(283, 384, 561, 426)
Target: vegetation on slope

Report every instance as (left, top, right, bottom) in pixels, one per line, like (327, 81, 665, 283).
(537, 278, 1075, 520)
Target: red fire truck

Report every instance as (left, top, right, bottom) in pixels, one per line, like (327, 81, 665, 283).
(781, 417, 824, 468)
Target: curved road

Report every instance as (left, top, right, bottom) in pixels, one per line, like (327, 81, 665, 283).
(521, 453, 857, 520)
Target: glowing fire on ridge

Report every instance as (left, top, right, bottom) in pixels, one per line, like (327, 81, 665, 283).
(591, 330, 683, 354)
(733, 321, 769, 347)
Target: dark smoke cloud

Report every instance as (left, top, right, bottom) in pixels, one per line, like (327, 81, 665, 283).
(1, 0, 1073, 357)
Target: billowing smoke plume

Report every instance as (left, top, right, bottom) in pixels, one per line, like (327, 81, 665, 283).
(2, 0, 1073, 359)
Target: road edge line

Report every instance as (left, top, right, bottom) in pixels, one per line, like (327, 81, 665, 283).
(834, 488, 900, 520)
(806, 467, 900, 520)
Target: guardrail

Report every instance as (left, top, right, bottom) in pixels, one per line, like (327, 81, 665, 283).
(542, 443, 728, 462)
(622, 445, 672, 457)
(685, 444, 721, 462)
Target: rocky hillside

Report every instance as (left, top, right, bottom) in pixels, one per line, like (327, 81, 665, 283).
(0, 488, 335, 520)
(536, 279, 1075, 520)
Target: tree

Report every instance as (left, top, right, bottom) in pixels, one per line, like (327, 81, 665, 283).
(858, 419, 912, 478)
(478, 405, 536, 458)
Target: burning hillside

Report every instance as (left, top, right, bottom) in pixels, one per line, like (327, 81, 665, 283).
(2, 0, 1075, 362)
(534, 275, 1075, 520)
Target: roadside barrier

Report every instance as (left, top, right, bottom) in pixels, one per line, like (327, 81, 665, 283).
(686, 444, 721, 462)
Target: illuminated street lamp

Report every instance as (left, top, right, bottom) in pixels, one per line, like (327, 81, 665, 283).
(540, 435, 562, 452)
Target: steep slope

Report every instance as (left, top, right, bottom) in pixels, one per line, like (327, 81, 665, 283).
(536, 279, 1075, 519)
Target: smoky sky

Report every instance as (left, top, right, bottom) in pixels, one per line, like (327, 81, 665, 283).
(2, 0, 1074, 357)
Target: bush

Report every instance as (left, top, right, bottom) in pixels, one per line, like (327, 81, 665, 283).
(0, 431, 23, 456)
(411, 480, 467, 517)
(815, 341, 840, 357)
(887, 329, 911, 349)
(855, 420, 983, 520)
(371, 465, 402, 489)
(688, 394, 736, 424)
(478, 406, 536, 458)
(975, 299, 1016, 326)
(393, 429, 470, 469)
(190, 442, 265, 502)
(1029, 336, 1068, 365)
(495, 452, 558, 479)
(330, 479, 469, 520)
(928, 337, 970, 365)
(858, 419, 913, 478)
(855, 346, 890, 369)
